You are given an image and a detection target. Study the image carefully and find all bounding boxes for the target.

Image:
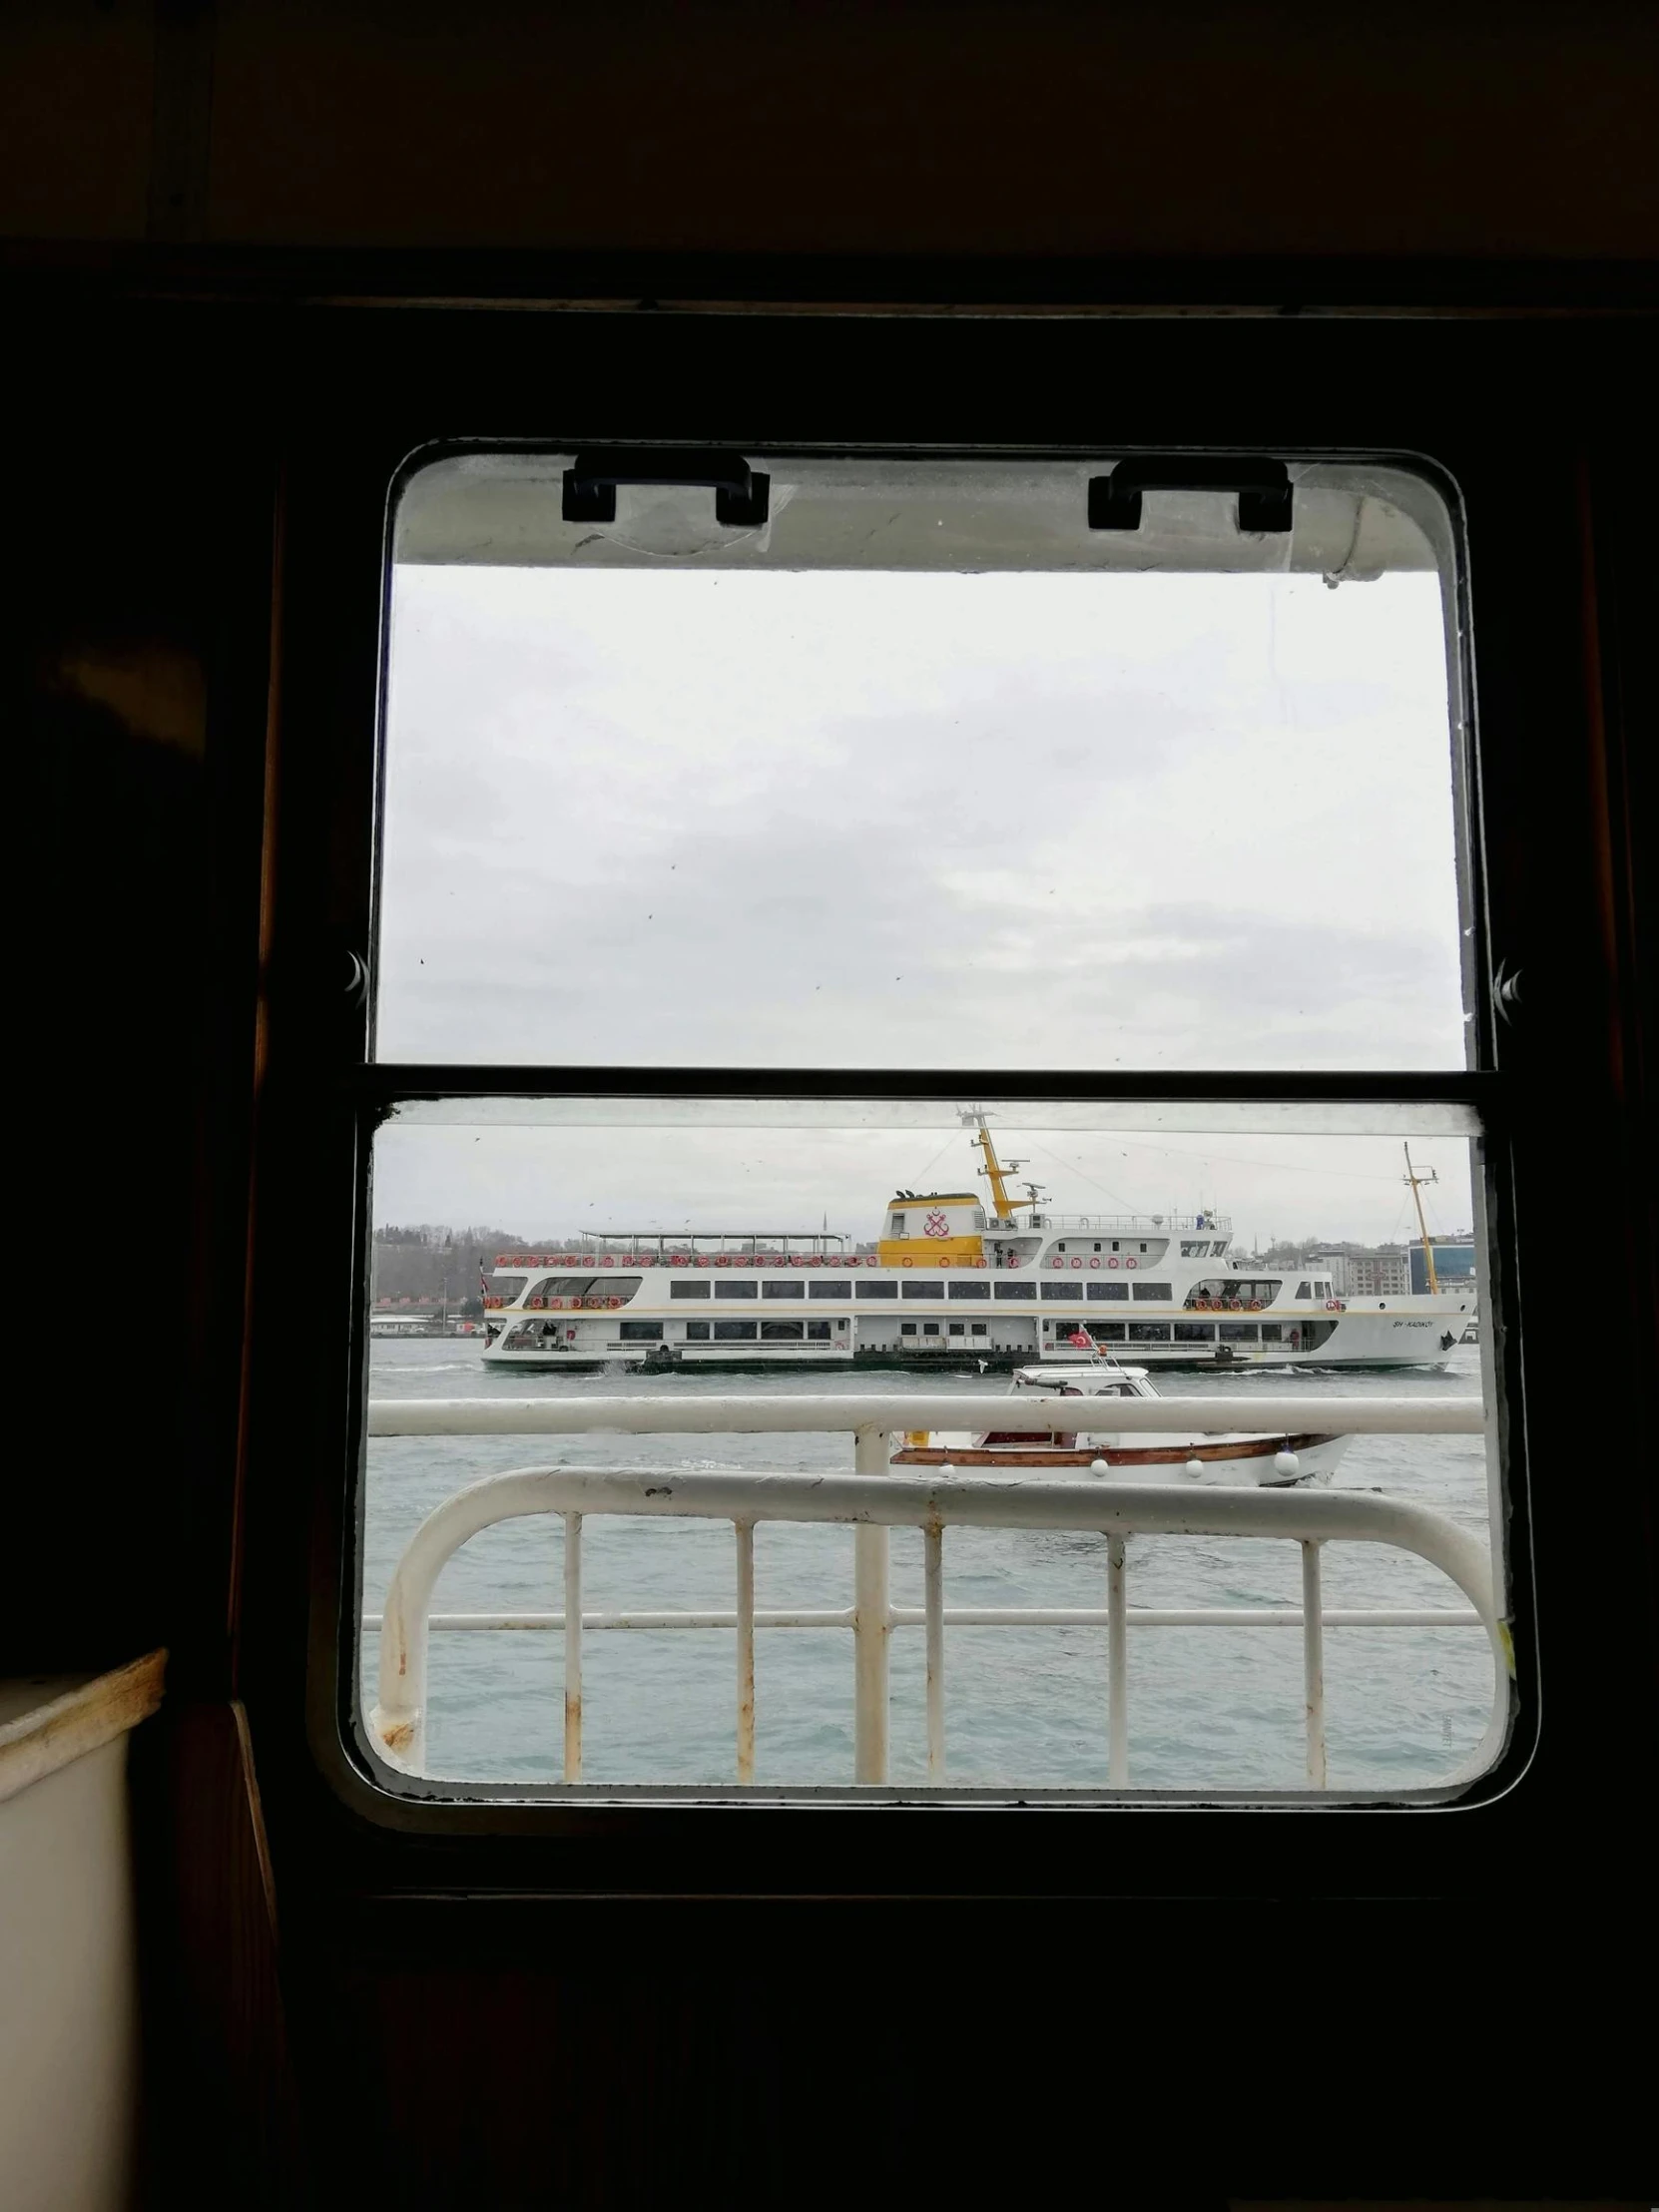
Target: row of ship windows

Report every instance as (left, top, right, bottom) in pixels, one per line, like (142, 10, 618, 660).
(596, 1319, 1297, 1343)
(662, 1279, 1180, 1303)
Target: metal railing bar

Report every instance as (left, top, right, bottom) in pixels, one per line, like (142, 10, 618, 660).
(735, 1520, 756, 1785)
(1107, 1533, 1129, 1785)
(852, 1424, 891, 1783)
(1302, 1538, 1327, 1788)
(363, 1606, 1484, 1632)
(924, 1523, 945, 1781)
(563, 1510, 582, 1782)
(369, 1394, 1485, 1437)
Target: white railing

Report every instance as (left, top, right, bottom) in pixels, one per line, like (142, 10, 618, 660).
(365, 1393, 1503, 1793)
(1013, 1213, 1230, 1237)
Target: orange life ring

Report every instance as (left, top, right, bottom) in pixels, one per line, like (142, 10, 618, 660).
(1326, 1299, 1341, 1311)
(1071, 1257, 1083, 1270)
(1089, 1257, 1100, 1269)
(827, 1256, 841, 1267)
(1050, 1258, 1063, 1270)
(608, 1296, 621, 1310)
(938, 1258, 950, 1269)
(973, 1257, 987, 1269)
(1249, 1299, 1262, 1311)
(695, 1256, 709, 1268)
(1126, 1258, 1138, 1270)
(901, 1257, 913, 1268)
(1107, 1257, 1119, 1269)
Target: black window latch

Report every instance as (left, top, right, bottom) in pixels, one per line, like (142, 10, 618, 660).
(563, 448, 771, 527)
(1088, 457, 1293, 534)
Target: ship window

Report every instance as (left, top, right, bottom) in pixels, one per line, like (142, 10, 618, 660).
(349, 440, 1516, 1819)
(1261, 1323, 1284, 1344)
(1295, 1283, 1313, 1299)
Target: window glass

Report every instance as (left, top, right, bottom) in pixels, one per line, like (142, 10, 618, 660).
(382, 455, 1466, 1074)
(360, 444, 1511, 1804)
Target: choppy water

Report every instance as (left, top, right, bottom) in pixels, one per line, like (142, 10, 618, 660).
(360, 1344, 1495, 1792)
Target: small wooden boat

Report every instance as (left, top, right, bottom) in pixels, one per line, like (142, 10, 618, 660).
(890, 1339, 1351, 1484)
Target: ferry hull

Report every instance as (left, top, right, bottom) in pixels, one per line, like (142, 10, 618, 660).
(479, 1338, 1464, 1376)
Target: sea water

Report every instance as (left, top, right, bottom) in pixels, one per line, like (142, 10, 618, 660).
(360, 1344, 1495, 1792)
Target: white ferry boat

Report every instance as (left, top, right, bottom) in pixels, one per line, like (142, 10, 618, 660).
(479, 1121, 1475, 1374)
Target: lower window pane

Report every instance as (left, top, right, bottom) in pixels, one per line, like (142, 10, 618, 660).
(361, 1099, 1501, 1796)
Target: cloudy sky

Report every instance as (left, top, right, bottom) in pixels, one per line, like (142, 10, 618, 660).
(373, 562, 1473, 1241)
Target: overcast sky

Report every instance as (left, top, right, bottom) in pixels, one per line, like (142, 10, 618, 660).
(373, 563, 1470, 1240)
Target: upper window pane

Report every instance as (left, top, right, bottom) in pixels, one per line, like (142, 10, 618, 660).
(378, 453, 1467, 1069)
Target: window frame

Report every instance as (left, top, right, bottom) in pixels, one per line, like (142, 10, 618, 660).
(238, 310, 1632, 1904)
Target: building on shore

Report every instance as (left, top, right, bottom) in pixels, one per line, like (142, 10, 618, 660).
(1409, 1237, 1477, 1295)
(1312, 1250, 1413, 1299)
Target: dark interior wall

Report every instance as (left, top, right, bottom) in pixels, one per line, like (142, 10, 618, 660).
(4, 0, 1658, 265)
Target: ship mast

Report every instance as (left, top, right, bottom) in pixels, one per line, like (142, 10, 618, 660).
(1402, 1142, 1440, 1295)
(967, 1110, 1023, 1223)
